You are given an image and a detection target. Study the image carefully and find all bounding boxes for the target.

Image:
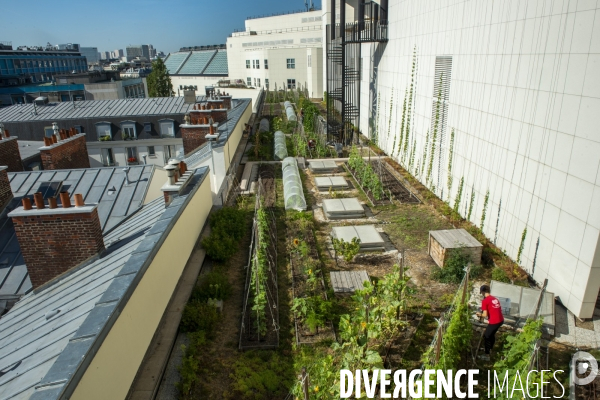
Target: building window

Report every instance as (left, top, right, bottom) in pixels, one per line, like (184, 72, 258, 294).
(126, 147, 138, 164)
(164, 145, 176, 163)
(144, 122, 152, 133)
(264, 59, 268, 69)
(265, 78, 269, 89)
(121, 122, 136, 140)
(255, 59, 260, 69)
(287, 58, 295, 69)
(74, 125, 83, 133)
(101, 148, 115, 166)
(254, 78, 257, 87)
(287, 79, 296, 89)
(96, 122, 112, 141)
(44, 126, 54, 138)
(308, 55, 312, 68)
(148, 146, 156, 157)
(159, 120, 175, 138)
(246, 60, 250, 69)
(257, 78, 261, 87)
(247, 77, 251, 87)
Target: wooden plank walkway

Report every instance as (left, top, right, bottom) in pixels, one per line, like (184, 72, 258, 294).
(330, 271, 369, 293)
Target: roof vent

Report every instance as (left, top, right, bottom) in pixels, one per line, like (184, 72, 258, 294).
(45, 308, 61, 320)
(0, 360, 22, 378)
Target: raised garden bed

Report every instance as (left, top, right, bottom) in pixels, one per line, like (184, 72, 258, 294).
(239, 190, 279, 350)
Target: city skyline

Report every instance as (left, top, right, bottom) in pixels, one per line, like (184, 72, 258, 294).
(1, 0, 322, 55)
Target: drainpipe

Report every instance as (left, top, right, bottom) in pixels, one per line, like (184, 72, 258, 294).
(330, 0, 336, 40)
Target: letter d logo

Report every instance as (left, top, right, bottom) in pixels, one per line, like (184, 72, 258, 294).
(570, 351, 598, 399)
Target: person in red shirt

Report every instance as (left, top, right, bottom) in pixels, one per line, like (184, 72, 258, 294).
(476, 284, 504, 360)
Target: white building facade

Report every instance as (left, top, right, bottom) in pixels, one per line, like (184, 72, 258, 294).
(227, 10, 324, 98)
(323, 0, 600, 318)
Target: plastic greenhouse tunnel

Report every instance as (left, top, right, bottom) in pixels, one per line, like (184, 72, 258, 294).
(259, 118, 269, 132)
(274, 131, 288, 160)
(284, 102, 297, 122)
(282, 157, 306, 211)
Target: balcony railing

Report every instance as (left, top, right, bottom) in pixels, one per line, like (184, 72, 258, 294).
(332, 20, 389, 44)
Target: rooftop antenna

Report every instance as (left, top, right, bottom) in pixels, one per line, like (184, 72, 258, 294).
(305, 0, 308, 11)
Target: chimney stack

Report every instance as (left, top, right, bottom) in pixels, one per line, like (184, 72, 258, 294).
(0, 136, 24, 172)
(39, 130, 90, 170)
(8, 191, 105, 289)
(162, 161, 192, 206)
(0, 166, 13, 209)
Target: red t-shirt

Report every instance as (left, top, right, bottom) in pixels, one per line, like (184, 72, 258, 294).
(482, 295, 504, 324)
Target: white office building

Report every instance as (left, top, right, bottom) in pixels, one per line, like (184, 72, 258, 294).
(322, 0, 600, 318)
(227, 9, 324, 98)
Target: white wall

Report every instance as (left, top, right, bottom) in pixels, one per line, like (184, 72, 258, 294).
(227, 10, 324, 98)
(87, 139, 184, 168)
(357, 0, 600, 318)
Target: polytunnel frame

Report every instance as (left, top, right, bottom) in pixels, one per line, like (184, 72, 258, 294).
(282, 157, 307, 211)
(274, 130, 288, 160)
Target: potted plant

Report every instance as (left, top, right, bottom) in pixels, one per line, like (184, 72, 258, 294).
(127, 156, 138, 165)
(99, 135, 111, 142)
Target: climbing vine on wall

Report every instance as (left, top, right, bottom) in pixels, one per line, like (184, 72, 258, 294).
(420, 129, 430, 181)
(374, 93, 381, 146)
(467, 186, 475, 221)
(447, 128, 455, 197)
(426, 73, 443, 188)
(397, 88, 408, 157)
(403, 47, 417, 164)
(494, 199, 502, 244)
(480, 190, 490, 231)
(409, 139, 416, 173)
(453, 177, 464, 213)
(517, 228, 527, 265)
(388, 88, 395, 154)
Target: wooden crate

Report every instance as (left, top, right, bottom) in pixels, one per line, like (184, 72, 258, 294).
(428, 229, 483, 268)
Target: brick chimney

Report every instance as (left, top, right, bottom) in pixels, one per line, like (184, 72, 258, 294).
(189, 103, 212, 125)
(181, 118, 218, 155)
(221, 93, 232, 110)
(0, 166, 13, 210)
(0, 135, 24, 172)
(161, 160, 193, 206)
(211, 103, 228, 124)
(39, 129, 90, 170)
(8, 191, 105, 289)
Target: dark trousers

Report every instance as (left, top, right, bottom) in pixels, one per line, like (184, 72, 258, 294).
(484, 322, 503, 354)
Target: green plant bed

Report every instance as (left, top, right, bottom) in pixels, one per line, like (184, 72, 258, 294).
(201, 207, 246, 261)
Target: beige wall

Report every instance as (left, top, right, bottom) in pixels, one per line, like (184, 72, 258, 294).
(71, 174, 213, 400)
(224, 100, 252, 172)
(144, 167, 167, 204)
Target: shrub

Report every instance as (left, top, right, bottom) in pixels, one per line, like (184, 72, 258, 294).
(229, 351, 293, 399)
(332, 237, 361, 262)
(180, 300, 220, 335)
(176, 331, 207, 396)
(492, 266, 511, 283)
(191, 269, 232, 302)
(432, 248, 481, 284)
(202, 207, 246, 261)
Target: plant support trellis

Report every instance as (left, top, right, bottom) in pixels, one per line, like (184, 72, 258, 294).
(239, 178, 279, 349)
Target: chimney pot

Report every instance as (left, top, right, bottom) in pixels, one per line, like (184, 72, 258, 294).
(74, 193, 84, 207)
(22, 197, 32, 210)
(51, 135, 58, 144)
(48, 197, 57, 209)
(209, 124, 215, 135)
(43, 137, 52, 146)
(33, 192, 45, 209)
(59, 191, 71, 208)
(4, 129, 9, 138)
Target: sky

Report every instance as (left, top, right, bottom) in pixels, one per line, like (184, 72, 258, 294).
(1, 0, 322, 54)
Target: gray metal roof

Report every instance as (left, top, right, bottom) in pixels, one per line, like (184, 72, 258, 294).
(166, 50, 228, 76)
(16, 141, 44, 162)
(0, 96, 205, 123)
(0, 166, 155, 311)
(429, 228, 482, 249)
(0, 167, 209, 400)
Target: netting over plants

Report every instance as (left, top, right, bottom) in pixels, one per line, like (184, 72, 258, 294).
(284, 102, 297, 121)
(282, 157, 306, 211)
(259, 118, 269, 132)
(274, 130, 288, 160)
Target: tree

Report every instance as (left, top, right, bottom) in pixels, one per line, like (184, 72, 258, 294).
(147, 58, 173, 97)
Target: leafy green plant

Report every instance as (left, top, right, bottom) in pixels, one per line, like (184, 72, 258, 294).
(447, 128, 455, 196)
(517, 227, 527, 265)
(191, 269, 232, 302)
(332, 237, 361, 262)
(427, 73, 443, 186)
(467, 186, 475, 221)
(481, 190, 490, 230)
(176, 331, 207, 396)
(292, 296, 333, 333)
(397, 88, 408, 157)
(180, 300, 220, 334)
(250, 206, 271, 336)
(492, 267, 511, 283)
(348, 146, 384, 200)
(403, 46, 417, 164)
(229, 351, 294, 400)
(420, 129, 430, 180)
(432, 248, 479, 284)
(453, 177, 464, 214)
(202, 207, 246, 261)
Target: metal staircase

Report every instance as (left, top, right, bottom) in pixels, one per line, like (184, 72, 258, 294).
(326, 1, 388, 144)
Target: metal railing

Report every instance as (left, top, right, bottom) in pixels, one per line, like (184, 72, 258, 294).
(230, 24, 322, 38)
(246, 7, 321, 20)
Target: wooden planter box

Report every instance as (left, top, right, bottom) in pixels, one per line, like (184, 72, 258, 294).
(428, 229, 483, 268)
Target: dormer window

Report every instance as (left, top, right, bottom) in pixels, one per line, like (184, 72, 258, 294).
(120, 121, 136, 140)
(96, 122, 112, 141)
(159, 119, 175, 138)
